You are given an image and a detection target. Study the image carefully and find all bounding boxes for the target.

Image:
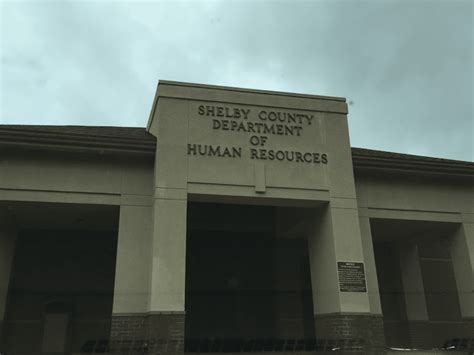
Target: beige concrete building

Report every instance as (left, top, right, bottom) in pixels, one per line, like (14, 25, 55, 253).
(0, 81, 472, 354)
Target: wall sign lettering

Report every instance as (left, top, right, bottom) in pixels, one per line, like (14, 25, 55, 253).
(187, 104, 328, 164)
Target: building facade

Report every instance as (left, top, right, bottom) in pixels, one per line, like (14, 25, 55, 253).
(0, 81, 473, 354)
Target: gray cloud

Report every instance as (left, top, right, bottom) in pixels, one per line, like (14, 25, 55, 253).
(1, 0, 472, 161)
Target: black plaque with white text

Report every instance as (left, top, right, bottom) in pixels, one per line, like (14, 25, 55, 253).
(337, 261, 367, 292)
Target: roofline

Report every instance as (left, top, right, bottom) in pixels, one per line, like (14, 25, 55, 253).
(156, 80, 347, 102)
(0, 126, 156, 157)
(352, 148, 474, 178)
(147, 80, 348, 130)
(0, 125, 472, 178)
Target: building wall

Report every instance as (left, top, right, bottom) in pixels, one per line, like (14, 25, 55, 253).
(355, 172, 473, 217)
(0, 149, 154, 205)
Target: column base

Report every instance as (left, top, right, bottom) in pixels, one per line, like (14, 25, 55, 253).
(314, 313, 385, 354)
(110, 312, 185, 354)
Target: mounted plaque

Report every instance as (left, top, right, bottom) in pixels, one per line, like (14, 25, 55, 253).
(337, 261, 367, 292)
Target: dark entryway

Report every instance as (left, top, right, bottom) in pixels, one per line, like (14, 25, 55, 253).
(185, 202, 314, 341)
(3, 229, 117, 353)
(371, 218, 464, 350)
(1, 202, 119, 354)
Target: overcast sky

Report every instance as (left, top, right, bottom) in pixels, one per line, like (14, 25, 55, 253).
(1, 0, 472, 161)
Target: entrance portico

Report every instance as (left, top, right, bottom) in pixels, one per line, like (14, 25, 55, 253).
(108, 81, 384, 353)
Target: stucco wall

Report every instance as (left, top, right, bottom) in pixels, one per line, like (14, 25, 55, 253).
(355, 172, 473, 218)
(0, 150, 154, 205)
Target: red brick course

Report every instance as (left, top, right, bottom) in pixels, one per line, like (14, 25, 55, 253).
(314, 313, 385, 354)
(110, 312, 185, 354)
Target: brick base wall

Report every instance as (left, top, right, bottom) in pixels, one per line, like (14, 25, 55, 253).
(314, 313, 385, 354)
(145, 313, 185, 354)
(110, 312, 185, 354)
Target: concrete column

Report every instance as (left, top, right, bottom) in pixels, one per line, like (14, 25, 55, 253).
(112, 204, 153, 314)
(110, 194, 186, 355)
(0, 209, 16, 345)
(308, 201, 384, 353)
(145, 96, 189, 354)
(358, 216, 382, 315)
(398, 243, 431, 347)
(125, 191, 185, 355)
(149, 192, 187, 312)
(449, 221, 474, 336)
(110, 203, 153, 350)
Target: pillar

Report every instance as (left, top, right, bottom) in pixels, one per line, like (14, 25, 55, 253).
(0, 208, 16, 346)
(358, 216, 382, 315)
(398, 243, 431, 348)
(110, 202, 153, 352)
(449, 221, 474, 338)
(144, 96, 189, 354)
(145, 192, 186, 354)
(110, 196, 186, 355)
(308, 202, 385, 354)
